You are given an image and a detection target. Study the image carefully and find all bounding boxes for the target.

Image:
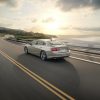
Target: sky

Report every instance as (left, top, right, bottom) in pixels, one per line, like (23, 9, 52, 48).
(0, 0, 100, 35)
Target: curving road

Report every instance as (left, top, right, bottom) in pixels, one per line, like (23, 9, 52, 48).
(0, 38, 100, 100)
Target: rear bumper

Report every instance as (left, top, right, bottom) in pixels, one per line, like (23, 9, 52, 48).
(46, 51, 70, 59)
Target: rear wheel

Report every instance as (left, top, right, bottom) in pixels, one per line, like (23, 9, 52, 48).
(40, 51, 47, 61)
(24, 47, 28, 54)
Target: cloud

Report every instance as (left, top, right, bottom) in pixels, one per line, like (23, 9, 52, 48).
(32, 19, 38, 23)
(74, 27, 100, 31)
(0, 22, 12, 27)
(56, 0, 100, 11)
(42, 17, 55, 23)
(60, 27, 69, 30)
(0, 0, 23, 8)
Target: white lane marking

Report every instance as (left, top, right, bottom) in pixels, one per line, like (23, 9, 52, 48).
(71, 52, 100, 59)
(70, 56, 100, 65)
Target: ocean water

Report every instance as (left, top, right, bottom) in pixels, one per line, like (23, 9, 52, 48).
(71, 37, 100, 48)
(58, 36, 100, 48)
(74, 37, 100, 43)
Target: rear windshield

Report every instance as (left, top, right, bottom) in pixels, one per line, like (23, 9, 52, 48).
(48, 41, 62, 45)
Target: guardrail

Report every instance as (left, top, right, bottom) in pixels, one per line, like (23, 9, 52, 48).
(5, 38, 32, 44)
(67, 44, 100, 54)
(6, 38, 100, 54)
(19, 39, 100, 54)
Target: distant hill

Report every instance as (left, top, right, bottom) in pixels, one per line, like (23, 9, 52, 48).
(0, 27, 56, 39)
(0, 27, 33, 36)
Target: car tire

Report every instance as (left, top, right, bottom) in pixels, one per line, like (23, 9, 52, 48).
(24, 47, 29, 54)
(40, 51, 47, 61)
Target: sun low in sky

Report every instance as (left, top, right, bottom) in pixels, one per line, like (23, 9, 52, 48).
(0, 0, 100, 35)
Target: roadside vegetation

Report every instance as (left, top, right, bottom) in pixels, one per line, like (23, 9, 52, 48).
(0, 27, 56, 41)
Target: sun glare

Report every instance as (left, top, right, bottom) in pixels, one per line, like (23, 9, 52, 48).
(46, 22, 59, 30)
(42, 10, 66, 35)
(43, 20, 62, 35)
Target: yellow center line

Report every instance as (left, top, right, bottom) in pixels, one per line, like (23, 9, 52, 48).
(0, 49, 75, 100)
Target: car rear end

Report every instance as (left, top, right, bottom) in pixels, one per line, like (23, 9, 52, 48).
(46, 41, 70, 59)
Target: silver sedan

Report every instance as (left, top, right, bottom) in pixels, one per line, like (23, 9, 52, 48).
(24, 39, 70, 60)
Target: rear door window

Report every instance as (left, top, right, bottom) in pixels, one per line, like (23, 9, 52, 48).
(36, 41, 46, 46)
(49, 41, 62, 45)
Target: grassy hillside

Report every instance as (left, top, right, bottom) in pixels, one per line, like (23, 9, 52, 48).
(0, 27, 56, 40)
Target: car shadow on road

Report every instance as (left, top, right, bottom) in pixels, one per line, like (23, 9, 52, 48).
(15, 53, 80, 98)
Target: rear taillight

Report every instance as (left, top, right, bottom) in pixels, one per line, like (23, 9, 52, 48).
(51, 48, 59, 51)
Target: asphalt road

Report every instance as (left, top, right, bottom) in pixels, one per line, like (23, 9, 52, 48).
(0, 38, 100, 100)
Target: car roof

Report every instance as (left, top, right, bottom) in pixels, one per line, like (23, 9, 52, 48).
(37, 39, 51, 42)
(32, 39, 59, 43)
